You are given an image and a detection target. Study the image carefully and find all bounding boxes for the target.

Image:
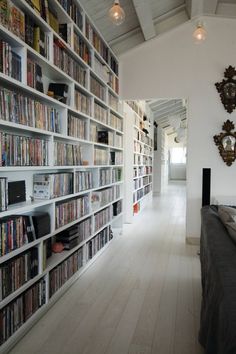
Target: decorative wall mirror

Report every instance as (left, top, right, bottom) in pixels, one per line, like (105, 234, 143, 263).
(215, 66, 236, 113)
(214, 120, 236, 166)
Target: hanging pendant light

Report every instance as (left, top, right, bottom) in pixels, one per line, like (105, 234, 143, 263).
(193, 22, 206, 43)
(109, 0, 125, 26)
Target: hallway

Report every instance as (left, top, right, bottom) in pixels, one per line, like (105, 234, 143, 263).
(9, 182, 203, 354)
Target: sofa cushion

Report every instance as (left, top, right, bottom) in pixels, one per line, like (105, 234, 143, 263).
(218, 205, 236, 242)
(218, 205, 236, 223)
(225, 222, 236, 243)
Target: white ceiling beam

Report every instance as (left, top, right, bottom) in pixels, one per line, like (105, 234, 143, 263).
(132, 0, 156, 40)
(188, 0, 218, 18)
(216, 3, 236, 17)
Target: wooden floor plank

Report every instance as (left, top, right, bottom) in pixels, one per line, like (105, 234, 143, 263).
(8, 182, 204, 354)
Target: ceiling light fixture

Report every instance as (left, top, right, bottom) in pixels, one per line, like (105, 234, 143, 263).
(109, 0, 125, 26)
(193, 22, 206, 43)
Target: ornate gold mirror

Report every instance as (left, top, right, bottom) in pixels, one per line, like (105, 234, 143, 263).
(214, 120, 236, 166)
(215, 66, 236, 113)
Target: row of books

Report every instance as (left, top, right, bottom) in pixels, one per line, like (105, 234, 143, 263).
(0, 247, 38, 300)
(115, 135, 123, 148)
(33, 173, 73, 200)
(90, 126, 114, 146)
(134, 141, 152, 156)
(94, 56, 110, 85)
(75, 171, 93, 192)
(108, 74, 119, 94)
(0, 0, 25, 41)
(144, 184, 152, 195)
(113, 200, 122, 216)
(112, 168, 122, 183)
(27, 58, 44, 93)
(54, 141, 82, 166)
(134, 154, 142, 165)
(53, 39, 86, 87)
(56, 217, 91, 251)
(25, 16, 50, 59)
(94, 207, 112, 232)
(0, 178, 8, 212)
(94, 148, 109, 165)
(55, 195, 90, 229)
(135, 130, 152, 147)
(110, 113, 122, 132)
(94, 102, 108, 125)
(0, 279, 46, 345)
(49, 247, 83, 297)
(126, 100, 143, 119)
(68, 114, 87, 139)
(0, 40, 21, 81)
(57, 0, 83, 30)
(0, 132, 49, 167)
(87, 226, 112, 260)
(109, 93, 119, 112)
(85, 20, 108, 64)
(73, 32, 91, 66)
(0, 86, 61, 133)
(143, 176, 150, 186)
(110, 151, 123, 165)
(143, 155, 152, 166)
(91, 187, 114, 211)
(90, 76, 106, 102)
(0, 216, 32, 257)
(134, 178, 142, 191)
(99, 168, 111, 187)
(74, 89, 91, 116)
(110, 55, 119, 77)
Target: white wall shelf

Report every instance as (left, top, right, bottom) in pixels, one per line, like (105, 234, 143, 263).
(0, 0, 124, 351)
(124, 101, 153, 223)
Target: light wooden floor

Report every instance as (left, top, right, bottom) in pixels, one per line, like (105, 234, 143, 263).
(9, 182, 204, 354)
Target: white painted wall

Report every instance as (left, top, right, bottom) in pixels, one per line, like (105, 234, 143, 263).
(119, 16, 236, 240)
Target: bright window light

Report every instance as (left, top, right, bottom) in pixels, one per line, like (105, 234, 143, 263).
(170, 147, 186, 164)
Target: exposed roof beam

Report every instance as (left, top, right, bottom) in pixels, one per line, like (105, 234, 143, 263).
(154, 108, 186, 120)
(132, 0, 156, 40)
(188, 0, 218, 18)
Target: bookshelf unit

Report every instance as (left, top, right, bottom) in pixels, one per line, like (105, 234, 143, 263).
(0, 1, 123, 352)
(124, 101, 153, 223)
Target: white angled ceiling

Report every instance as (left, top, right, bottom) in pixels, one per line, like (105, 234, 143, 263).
(79, 0, 236, 55)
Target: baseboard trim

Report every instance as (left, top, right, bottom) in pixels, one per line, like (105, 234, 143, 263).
(186, 237, 200, 246)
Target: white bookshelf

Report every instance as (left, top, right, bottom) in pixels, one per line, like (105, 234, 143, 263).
(124, 101, 153, 223)
(0, 0, 124, 351)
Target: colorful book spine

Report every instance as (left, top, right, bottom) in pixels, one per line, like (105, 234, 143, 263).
(33, 173, 73, 199)
(0, 247, 38, 300)
(0, 177, 8, 212)
(55, 195, 90, 229)
(94, 148, 109, 166)
(53, 39, 86, 87)
(74, 90, 91, 115)
(73, 32, 91, 65)
(75, 171, 93, 192)
(0, 279, 46, 345)
(0, 40, 22, 81)
(90, 76, 106, 101)
(87, 226, 112, 260)
(94, 102, 108, 125)
(0, 132, 49, 167)
(68, 114, 86, 139)
(94, 207, 112, 232)
(0, 86, 61, 133)
(54, 142, 82, 166)
(49, 247, 83, 297)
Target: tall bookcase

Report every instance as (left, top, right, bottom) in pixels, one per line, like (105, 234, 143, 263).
(124, 101, 153, 223)
(0, 1, 123, 352)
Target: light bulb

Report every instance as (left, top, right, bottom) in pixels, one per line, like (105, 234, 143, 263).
(109, 0, 125, 25)
(193, 23, 206, 43)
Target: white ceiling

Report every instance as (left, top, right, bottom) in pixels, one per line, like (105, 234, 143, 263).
(80, 0, 236, 55)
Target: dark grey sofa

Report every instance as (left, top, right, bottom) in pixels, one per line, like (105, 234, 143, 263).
(199, 205, 236, 354)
